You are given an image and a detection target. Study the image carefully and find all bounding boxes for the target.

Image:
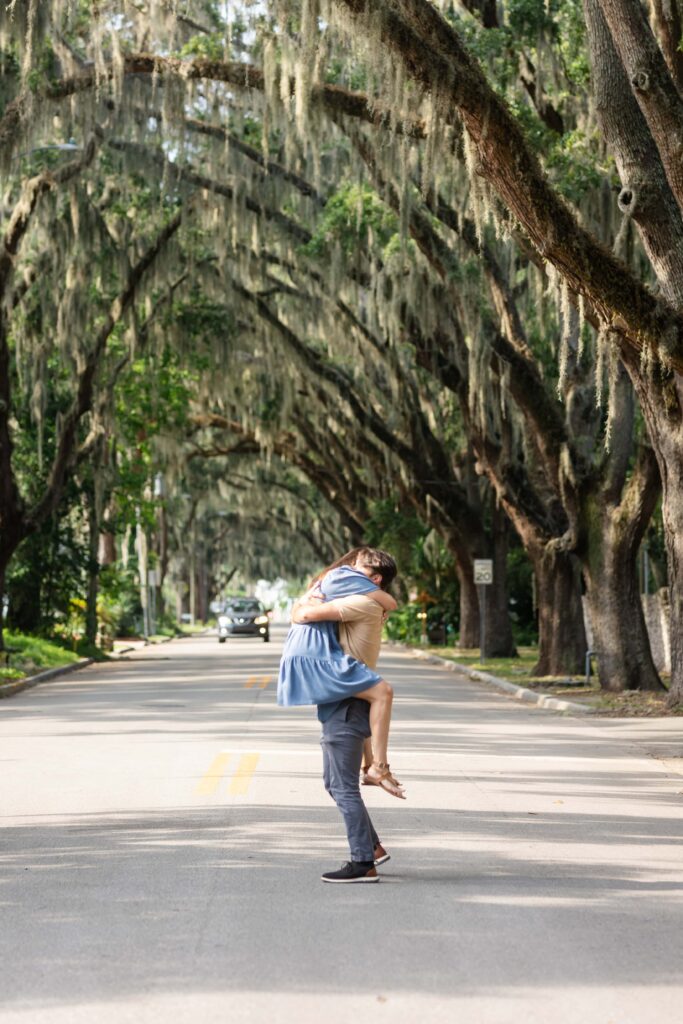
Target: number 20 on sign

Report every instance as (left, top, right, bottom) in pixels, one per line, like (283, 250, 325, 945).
(473, 560, 493, 585)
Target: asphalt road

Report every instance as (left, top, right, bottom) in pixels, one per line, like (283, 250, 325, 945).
(1, 629, 682, 1024)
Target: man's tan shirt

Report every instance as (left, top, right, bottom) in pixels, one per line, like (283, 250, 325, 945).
(334, 594, 384, 669)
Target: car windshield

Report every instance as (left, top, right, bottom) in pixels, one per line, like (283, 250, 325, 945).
(225, 600, 262, 614)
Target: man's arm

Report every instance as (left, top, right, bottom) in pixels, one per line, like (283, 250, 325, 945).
(291, 599, 345, 624)
(292, 593, 391, 624)
(367, 590, 397, 612)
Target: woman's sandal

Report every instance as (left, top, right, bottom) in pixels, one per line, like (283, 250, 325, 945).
(360, 764, 379, 786)
(367, 762, 406, 800)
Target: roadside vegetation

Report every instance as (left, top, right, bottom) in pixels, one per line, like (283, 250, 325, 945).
(407, 646, 680, 717)
(0, 631, 83, 685)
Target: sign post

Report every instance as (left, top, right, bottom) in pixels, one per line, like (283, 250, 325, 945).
(147, 568, 159, 638)
(473, 559, 493, 663)
(416, 590, 435, 646)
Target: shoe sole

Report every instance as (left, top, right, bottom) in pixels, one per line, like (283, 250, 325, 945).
(321, 875, 380, 883)
(374, 854, 391, 866)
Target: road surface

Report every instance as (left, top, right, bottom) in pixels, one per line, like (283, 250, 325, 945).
(1, 630, 682, 1023)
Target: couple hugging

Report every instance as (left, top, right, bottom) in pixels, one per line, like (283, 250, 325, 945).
(277, 546, 404, 884)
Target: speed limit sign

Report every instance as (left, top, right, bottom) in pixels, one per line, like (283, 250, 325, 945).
(473, 559, 493, 585)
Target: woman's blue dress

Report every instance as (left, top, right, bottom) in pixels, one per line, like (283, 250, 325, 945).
(277, 566, 382, 706)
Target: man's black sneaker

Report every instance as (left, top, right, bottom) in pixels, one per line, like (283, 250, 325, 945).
(321, 860, 379, 883)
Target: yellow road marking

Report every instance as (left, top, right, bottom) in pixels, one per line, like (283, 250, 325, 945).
(195, 753, 232, 796)
(245, 676, 258, 688)
(259, 676, 272, 689)
(229, 753, 260, 796)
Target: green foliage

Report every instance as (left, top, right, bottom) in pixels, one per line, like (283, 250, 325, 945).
(179, 32, 226, 61)
(98, 565, 143, 638)
(544, 130, 605, 204)
(554, 0, 591, 87)
(506, 0, 554, 43)
(7, 512, 89, 635)
(0, 0, 653, 673)
(303, 183, 398, 259)
(26, 39, 58, 92)
(363, 499, 429, 581)
(506, 545, 537, 644)
(1, 630, 81, 682)
(364, 499, 460, 641)
(383, 603, 424, 645)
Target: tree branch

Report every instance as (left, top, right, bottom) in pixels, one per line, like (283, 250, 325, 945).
(28, 210, 183, 529)
(105, 137, 313, 245)
(332, 0, 683, 372)
(598, 0, 683, 217)
(0, 52, 426, 159)
(0, 139, 98, 548)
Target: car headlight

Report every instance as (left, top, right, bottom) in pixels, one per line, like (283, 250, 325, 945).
(218, 616, 232, 626)
(254, 615, 269, 624)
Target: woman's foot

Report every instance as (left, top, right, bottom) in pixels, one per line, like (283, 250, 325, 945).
(367, 762, 406, 799)
(360, 763, 379, 786)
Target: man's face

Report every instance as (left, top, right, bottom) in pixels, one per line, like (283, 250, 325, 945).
(353, 560, 383, 586)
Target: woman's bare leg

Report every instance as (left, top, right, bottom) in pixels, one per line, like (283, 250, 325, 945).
(355, 681, 405, 798)
(355, 680, 393, 764)
(361, 737, 374, 774)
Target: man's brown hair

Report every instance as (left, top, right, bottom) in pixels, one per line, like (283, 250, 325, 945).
(310, 546, 397, 591)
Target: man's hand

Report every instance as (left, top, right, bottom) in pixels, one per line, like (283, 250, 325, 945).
(291, 598, 345, 624)
(291, 596, 324, 624)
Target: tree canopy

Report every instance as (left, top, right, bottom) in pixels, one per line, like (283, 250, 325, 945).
(1, 0, 682, 702)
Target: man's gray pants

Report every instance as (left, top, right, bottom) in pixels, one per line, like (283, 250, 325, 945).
(320, 698, 380, 863)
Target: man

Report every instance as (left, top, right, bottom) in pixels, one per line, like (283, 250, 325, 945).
(291, 549, 397, 883)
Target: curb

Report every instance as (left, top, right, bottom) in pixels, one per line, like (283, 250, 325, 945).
(0, 630, 205, 700)
(389, 643, 594, 715)
(0, 657, 95, 700)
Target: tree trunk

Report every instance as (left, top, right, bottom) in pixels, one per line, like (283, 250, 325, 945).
(578, 409, 664, 691)
(423, 507, 482, 648)
(532, 548, 586, 676)
(98, 530, 116, 565)
(136, 520, 149, 638)
(620, 355, 683, 704)
(457, 565, 480, 648)
(0, 524, 28, 651)
(644, 420, 683, 704)
(85, 495, 100, 646)
(581, 540, 663, 692)
(0, 559, 6, 653)
(198, 555, 209, 623)
(486, 502, 517, 657)
(189, 550, 197, 626)
(157, 505, 168, 619)
(661, 484, 683, 705)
